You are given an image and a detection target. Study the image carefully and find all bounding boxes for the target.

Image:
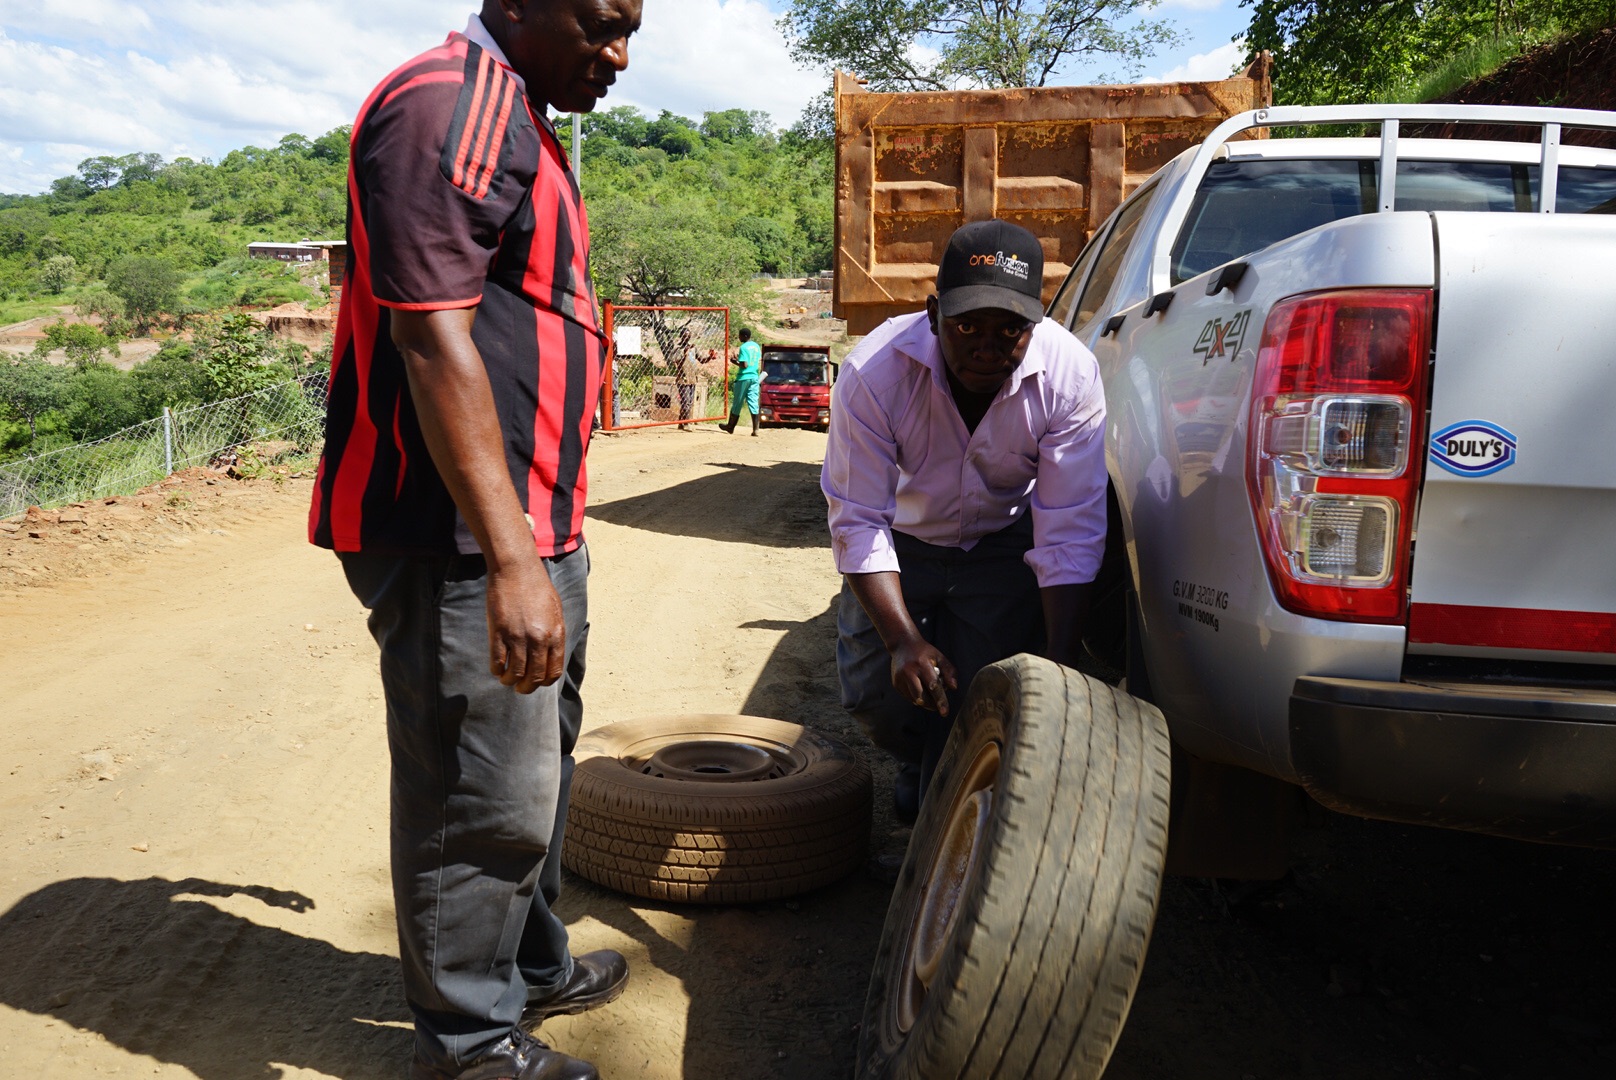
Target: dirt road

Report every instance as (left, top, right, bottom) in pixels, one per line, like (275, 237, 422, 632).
(3, 426, 1614, 1080)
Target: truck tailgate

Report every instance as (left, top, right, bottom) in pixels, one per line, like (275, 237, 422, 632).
(1408, 214, 1616, 662)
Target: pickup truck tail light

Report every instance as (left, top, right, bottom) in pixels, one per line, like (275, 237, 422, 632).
(1248, 289, 1432, 622)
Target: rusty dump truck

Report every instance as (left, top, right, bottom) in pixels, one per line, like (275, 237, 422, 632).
(831, 59, 1271, 334)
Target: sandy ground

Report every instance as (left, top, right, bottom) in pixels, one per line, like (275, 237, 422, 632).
(0, 311, 165, 368)
(4, 426, 1616, 1080)
(0, 427, 893, 1080)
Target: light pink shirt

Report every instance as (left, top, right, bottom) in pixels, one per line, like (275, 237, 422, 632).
(822, 311, 1107, 588)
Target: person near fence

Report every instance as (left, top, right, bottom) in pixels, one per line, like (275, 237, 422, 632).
(720, 327, 763, 436)
(821, 219, 1107, 827)
(674, 328, 702, 430)
(306, 3, 642, 1079)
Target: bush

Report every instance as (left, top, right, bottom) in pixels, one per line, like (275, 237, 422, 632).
(185, 257, 317, 311)
(62, 363, 145, 441)
(32, 320, 118, 367)
(106, 255, 181, 333)
(131, 342, 210, 413)
(38, 254, 76, 294)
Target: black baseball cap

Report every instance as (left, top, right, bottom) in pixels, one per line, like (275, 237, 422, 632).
(935, 219, 1045, 323)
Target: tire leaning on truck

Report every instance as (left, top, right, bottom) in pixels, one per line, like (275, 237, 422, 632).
(856, 654, 1172, 1080)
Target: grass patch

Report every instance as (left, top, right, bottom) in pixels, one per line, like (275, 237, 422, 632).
(0, 297, 69, 328)
(1377, 30, 1554, 104)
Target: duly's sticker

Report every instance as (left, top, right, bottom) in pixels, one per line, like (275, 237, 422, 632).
(1430, 419, 1518, 477)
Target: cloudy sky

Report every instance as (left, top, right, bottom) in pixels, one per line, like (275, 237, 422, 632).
(0, 0, 1249, 195)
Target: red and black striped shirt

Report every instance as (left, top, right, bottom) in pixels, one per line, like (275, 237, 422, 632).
(308, 32, 604, 557)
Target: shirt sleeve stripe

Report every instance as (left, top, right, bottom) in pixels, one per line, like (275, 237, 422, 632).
(459, 65, 507, 197)
(378, 69, 463, 111)
(471, 78, 516, 200)
(449, 50, 493, 191)
(374, 296, 483, 311)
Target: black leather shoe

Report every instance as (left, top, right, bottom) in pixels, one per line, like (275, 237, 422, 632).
(524, 949, 629, 1021)
(411, 1028, 598, 1080)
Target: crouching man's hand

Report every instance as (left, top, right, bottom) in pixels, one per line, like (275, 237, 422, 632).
(889, 636, 959, 716)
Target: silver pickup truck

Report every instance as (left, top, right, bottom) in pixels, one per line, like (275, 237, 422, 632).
(1048, 104, 1616, 865)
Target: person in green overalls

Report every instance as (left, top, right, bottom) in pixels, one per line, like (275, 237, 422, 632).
(721, 327, 765, 436)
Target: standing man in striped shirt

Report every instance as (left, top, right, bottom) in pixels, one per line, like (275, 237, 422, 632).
(308, 4, 641, 1079)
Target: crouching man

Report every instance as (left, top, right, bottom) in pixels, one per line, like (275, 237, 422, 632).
(822, 219, 1108, 821)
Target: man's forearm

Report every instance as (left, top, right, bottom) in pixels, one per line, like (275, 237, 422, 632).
(847, 571, 923, 653)
(849, 570, 955, 713)
(1040, 582, 1093, 670)
(392, 308, 533, 570)
(391, 307, 564, 690)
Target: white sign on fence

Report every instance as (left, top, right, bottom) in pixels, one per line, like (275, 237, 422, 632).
(613, 326, 642, 355)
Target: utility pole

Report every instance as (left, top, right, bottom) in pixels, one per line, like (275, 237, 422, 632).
(572, 113, 583, 184)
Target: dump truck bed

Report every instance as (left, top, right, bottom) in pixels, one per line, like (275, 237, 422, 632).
(831, 61, 1272, 336)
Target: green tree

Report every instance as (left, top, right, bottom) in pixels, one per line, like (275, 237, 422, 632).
(32, 320, 119, 368)
(1241, 0, 1616, 106)
(311, 126, 352, 163)
(734, 215, 800, 274)
(590, 199, 760, 307)
(701, 109, 773, 142)
(195, 313, 295, 401)
(75, 286, 127, 334)
(0, 355, 68, 439)
(131, 342, 210, 414)
(585, 106, 652, 146)
(77, 156, 122, 191)
(645, 111, 705, 157)
(105, 255, 181, 334)
(38, 254, 76, 294)
(781, 0, 1182, 89)
(61, 363, 144, 440)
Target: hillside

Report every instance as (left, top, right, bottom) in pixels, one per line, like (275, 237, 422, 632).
(0, 107, 835, 462)
(0, 106, 832, 323)
(1426, 25, 1616, 147)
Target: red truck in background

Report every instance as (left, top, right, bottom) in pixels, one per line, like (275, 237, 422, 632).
(757, 345, 835, 431)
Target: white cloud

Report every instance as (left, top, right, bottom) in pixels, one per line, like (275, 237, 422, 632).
(0, 0, 826, 193)
(606, 0, 828, 127)
(1156, 0, 1229, 12)
(1144, 40, 1248, 84)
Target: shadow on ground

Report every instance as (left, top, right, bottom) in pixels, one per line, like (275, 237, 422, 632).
(549, 592, 908, 1080)
(588, 460, 829, 549)
(0, 877, 410, 1079)
(1109, 814, 1616, 1080)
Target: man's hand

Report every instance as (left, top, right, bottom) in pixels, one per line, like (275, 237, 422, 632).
(487, 560, 566, 693)
(889, 635, 958, 716)
(393, 307, 567, 693)
(847, 571, 958, 715)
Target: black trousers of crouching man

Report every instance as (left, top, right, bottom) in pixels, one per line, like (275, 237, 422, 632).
(835, 515, 1044, 801)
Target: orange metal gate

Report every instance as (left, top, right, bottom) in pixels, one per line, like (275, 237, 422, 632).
(600, 304, 730, 431)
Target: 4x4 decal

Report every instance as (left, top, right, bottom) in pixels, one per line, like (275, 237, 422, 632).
(1193, 309, 1252, 364)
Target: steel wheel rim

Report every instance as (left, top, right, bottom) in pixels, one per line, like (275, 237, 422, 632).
(892, 739, 1000, 1035)
(618, 733, 808, 783)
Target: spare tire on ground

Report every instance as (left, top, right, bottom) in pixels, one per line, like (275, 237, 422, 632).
(856, 654, 1172, 1080)
(564, 715, 872, 904)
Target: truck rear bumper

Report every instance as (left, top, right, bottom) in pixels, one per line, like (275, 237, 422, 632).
(1289, 676, 1616, 847)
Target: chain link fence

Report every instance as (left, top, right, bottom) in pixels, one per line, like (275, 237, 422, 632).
(602, 305, 729, 430)
(0, 372, 329, 519)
